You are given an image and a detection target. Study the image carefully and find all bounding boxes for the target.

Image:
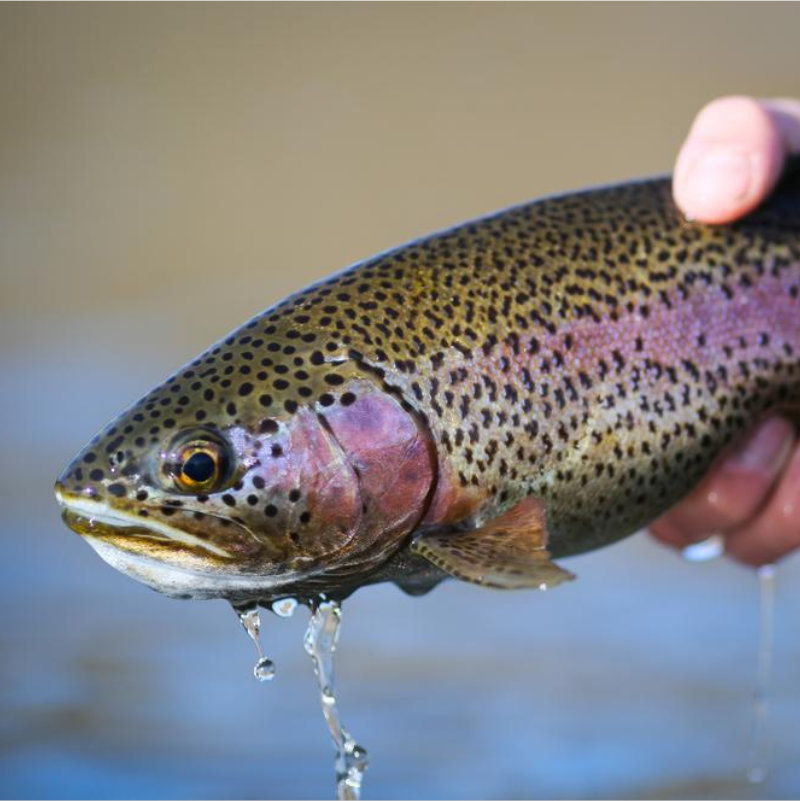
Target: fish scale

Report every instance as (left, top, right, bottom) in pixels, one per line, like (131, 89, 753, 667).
(55, 164, 800, 601)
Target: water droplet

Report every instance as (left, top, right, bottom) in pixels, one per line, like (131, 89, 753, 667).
(254, 656, 276, 682)
(232, 602, 276, 683)
(236, 603, 261, 640)
(681, 534, 724, 563)
(272, 597, 298, 618)
(304, 599, 368, 800)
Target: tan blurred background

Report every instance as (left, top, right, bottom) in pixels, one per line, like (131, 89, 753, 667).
(3, 3, 800, 352)
(3, 4, 800, 799)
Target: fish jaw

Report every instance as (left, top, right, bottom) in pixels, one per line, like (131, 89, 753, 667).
(54, 485, 315, 601)
(80, 535, 311, 601)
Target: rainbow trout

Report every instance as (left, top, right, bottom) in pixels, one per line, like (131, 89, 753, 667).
(55, 163, 800, 603)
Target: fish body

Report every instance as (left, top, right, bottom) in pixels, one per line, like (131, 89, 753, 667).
(55, 164, 800, 602)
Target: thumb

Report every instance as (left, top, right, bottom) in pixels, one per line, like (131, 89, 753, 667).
(673, 96, 800, 224)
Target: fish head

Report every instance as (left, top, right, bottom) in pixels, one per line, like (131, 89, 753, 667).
(55, 335, 435, 601)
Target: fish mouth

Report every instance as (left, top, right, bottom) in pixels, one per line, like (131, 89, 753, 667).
(55, 488, 234, 560)
(54, 485, 312, 600)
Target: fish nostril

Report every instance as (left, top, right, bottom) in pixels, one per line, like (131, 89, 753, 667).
(55, 463, 100, 501)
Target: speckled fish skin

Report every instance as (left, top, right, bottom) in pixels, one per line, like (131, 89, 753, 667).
(55, 162, 800, 602)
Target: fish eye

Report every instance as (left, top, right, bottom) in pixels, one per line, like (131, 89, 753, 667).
(164, 433, 231, 494)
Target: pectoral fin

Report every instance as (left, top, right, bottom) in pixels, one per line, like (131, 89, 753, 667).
(410, 497, 574, 590)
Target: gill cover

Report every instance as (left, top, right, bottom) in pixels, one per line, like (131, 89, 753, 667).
(309, 378, 435, 576)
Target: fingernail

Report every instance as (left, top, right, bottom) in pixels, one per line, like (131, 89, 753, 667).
(679, 146, 753, 217)
(724, 418, 793, 475)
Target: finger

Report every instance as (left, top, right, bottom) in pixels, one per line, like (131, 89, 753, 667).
(762, 98, 800, 153)
(673, 95, 798, 224)
(725, 440, 800, 565)
(648, 417, 795, 549)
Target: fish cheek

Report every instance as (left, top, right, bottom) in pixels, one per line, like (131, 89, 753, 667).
(249, 407, 362, 561)
(318, 380, 435, 551)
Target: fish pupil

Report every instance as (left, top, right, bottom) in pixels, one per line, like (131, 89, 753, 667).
(183, 451, 216, 483)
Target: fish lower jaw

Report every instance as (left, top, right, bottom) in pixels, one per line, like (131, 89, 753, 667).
(55, 490, 312, 601)
(84, 535, 311, 601)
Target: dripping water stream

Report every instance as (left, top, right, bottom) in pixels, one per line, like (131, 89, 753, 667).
(304, 599, 368, 801)
(232, 597, 366, 800)
(681, 537, 777, 785)
(747, 563, 776, 785)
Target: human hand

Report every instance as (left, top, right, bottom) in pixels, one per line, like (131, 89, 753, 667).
(649, 96, 800, 566)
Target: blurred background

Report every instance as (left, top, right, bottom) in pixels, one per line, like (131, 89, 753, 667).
(2, 3, 800, 799)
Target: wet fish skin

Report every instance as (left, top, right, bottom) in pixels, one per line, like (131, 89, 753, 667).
(55, 162, 800, 601)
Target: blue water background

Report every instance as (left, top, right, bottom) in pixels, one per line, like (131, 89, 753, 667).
(1, 323, 799, 799)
